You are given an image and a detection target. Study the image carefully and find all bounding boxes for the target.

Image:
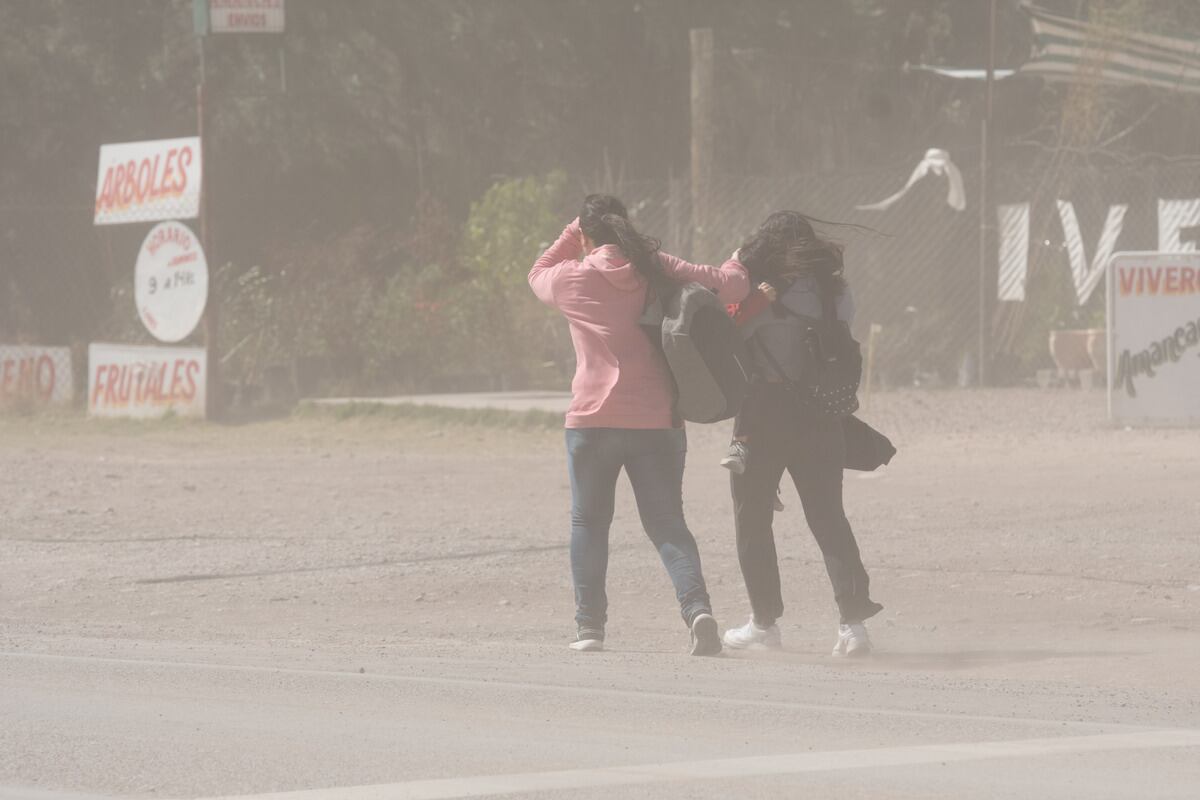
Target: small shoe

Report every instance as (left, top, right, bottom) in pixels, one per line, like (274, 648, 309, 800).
(722, 617, 782, 650)
(832, 622, 872, 658)
(689, 613, 722, 656)
(720, 441, 749, 474)
(569, 628, 604, 652)
(773, 489, 785, 512)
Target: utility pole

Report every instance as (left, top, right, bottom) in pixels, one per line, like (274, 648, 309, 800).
(197, 21, 220, 419)
(978, 0, 997, 387)
(690, 28, 714, 258)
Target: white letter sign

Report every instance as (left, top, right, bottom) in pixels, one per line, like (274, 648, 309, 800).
(1058, 201, 1127, 306)
(1158, 198, 1200, 253)
(997, 203, 1030, 302)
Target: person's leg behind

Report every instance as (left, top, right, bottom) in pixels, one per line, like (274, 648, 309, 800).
(622, 428, 720, 655)
(565, 428, 623, 646)
(787, 413, 882, 653)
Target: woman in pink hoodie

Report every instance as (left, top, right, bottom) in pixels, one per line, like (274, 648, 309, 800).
(529, 194, 749, 656)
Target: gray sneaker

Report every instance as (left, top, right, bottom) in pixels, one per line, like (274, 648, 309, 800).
(689, 613, 722, 656)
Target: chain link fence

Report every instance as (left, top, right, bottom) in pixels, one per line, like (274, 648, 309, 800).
(625, 160, 1200, 387)
(4, 161, 1199, 404)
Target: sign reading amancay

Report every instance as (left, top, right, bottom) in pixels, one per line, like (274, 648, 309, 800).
(1108, 252, 1200, 426)
(94, 137, 202, 225)
(210, 0, 285, 33)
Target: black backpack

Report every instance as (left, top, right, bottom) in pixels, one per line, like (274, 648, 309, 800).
(756, 287, 862, 419)
(641, 282, 751, 424)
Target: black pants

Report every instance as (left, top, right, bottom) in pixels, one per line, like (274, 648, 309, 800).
(730, 384, 882, 625)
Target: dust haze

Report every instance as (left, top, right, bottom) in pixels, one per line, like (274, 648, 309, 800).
(2, 2, 1199, 799)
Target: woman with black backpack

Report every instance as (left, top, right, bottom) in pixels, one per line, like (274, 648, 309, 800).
(721, 211, 884, 657)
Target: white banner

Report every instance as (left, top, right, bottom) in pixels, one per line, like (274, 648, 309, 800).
(1158, 198, 1200, 253)
(1107, 252, 1200, 426)
(88, 343, 206, 419)
(1058, 200, 1127, 306)
(0, 346, 73, 406)
(211, 0, 285, 33)
(94, 137, 202, 225)
(997, 203, 1030, 302)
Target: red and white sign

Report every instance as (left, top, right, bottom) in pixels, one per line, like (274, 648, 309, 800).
(88, 343, 206, 419)
(135, 221, 209, 343)
(94, 137, 202, 225)
(0, 346, 73, 406)
(1107, 252, 1200, 426)
(211, 0, 285, 33)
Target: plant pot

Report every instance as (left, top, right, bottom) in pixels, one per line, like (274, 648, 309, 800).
(1048, 329, 1094, 372)
(1085, 328, 1107, 374)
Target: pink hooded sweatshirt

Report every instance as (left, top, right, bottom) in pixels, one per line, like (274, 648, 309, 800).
(529, 219, 749, 429)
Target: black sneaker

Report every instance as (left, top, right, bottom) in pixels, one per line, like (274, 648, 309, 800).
(569, 628, 604, 652)
(689, 613, 722, 656)
(720, 441, 749, 474)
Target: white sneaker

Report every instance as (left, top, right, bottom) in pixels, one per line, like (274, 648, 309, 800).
(569, 629, 604, 652)
(832, 623, 872, 658)
(722, 617, 782, 650)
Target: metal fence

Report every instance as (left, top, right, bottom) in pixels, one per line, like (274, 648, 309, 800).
(624, 160, 1200, 387)
(5, 160, 1200, 403)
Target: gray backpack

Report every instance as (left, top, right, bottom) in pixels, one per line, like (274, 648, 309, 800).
(641, 283, 752, 424)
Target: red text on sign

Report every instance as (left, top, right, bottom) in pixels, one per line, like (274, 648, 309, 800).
(1118, 266, 1200, 297)
(0, 355, 56, 401)
(90, 359, 201, 409)
(95, 146, 193, 216)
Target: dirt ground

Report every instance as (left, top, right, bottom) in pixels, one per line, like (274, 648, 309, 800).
(2, 388, 1199, 799)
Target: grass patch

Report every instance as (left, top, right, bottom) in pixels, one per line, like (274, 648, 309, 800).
(295, 400, 563, 430)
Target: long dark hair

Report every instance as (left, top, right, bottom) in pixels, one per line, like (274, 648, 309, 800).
(578, 194, 669, 291)
(739, 210, 847, 298)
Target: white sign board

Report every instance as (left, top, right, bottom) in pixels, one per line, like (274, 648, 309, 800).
(211, 0, 285, 33)
(94, 137, 202, 225)
(1107, 252, 1200, 426)
(88, 343, 206, 419)
(135, 221, 209, 343)
(0, 346, 73, 406)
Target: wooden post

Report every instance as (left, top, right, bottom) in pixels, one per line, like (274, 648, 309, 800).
(197, 34, 220, 420)
(690, 28, 713, 258)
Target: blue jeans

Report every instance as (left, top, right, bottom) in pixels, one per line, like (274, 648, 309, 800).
(565, 427, 712, 631)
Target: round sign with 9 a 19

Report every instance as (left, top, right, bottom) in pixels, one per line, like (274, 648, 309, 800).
(134, 220, 209, 344)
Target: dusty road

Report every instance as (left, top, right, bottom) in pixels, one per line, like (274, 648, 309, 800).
(2, 389, 1198, 799)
